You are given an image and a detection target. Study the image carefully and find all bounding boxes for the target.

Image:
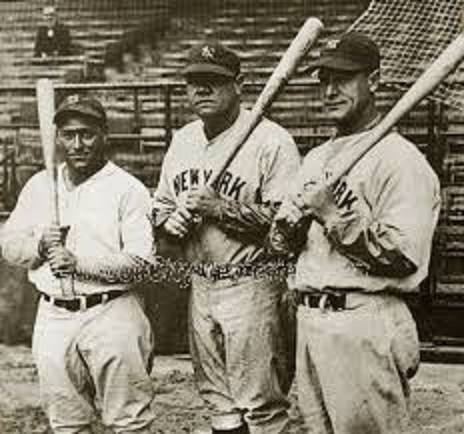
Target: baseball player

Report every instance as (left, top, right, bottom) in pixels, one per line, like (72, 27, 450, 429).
(152, 41, 301, 434)
(0, 95, 156, 433)
(270, 32, 441, 433)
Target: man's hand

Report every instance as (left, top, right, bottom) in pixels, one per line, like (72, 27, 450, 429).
(275, 198, 305, 228)
(39, 225, 70, 258)
(298, 180, 336, 224)
(47, 245, 76, 278)
(184, 186, 222, 219)
(163, 206, 195, 239)
(276, 180, 336, 228)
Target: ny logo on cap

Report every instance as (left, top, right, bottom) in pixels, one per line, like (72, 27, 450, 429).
(327, 39, 339, 50)
(201, 45, 215, 60)
(67, 94, 80, 104)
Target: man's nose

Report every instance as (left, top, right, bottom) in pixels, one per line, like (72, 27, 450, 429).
(71, 133, 84, 150)
(196, 83, 212, 94)
(324, 80, 337, 97)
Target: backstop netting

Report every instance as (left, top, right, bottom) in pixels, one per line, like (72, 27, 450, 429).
(351, 0, 463, 110)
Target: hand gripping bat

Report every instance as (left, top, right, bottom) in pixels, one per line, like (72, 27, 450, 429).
(271, 31, 464, 254)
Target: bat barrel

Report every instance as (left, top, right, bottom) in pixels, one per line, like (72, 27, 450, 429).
(36, 78, 59, 225)
(210, 17, 324, 189)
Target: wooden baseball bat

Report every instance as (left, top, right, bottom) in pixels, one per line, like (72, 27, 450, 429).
(36, 78, 59, 225)
(36, 79, 75, 296)
(210, 17, 324, 190)
(326, 32, 464, 185)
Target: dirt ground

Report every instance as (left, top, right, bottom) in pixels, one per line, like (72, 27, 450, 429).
(0, 344, 464, 434)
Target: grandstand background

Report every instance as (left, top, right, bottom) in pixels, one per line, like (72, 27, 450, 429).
(0, 0, 463, 357)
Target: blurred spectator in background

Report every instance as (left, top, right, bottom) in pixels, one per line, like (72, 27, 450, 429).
(103, 27, 157, 82)
(103, 43, 125, 82)
(34, 5, 73, 58)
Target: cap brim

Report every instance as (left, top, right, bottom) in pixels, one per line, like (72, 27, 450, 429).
(302, 56, 365, 74)
(54, 107, 106, 125)
(183, 63, 236, 78)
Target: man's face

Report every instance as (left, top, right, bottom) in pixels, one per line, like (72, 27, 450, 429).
(185, 73, 241, 120)
(319, 68, 372, 125)
(43, 10, 57, 27)
(56, 115, 107, 177)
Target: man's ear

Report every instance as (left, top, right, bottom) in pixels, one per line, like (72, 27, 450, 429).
(368, 69, 380, 92)
(234, 73, 244, 94)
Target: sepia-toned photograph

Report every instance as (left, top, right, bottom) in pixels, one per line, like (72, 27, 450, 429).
(0, 0, 463, 432)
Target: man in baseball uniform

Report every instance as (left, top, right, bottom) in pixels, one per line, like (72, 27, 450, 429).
(0, 95, 155, 433)
(152, 41, 301, 434)
(270, 32, 441, 433)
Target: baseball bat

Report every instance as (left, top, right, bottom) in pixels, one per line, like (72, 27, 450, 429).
(36, 78, 59, 225)
(37, 79, 75, 296)
(326, 32, 464, 185)
(210, 17, 324, 190)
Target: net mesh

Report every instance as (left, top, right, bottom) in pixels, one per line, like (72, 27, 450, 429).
(351, 0, 463, 110)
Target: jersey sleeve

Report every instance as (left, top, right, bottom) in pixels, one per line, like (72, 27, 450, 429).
(152, 139, 178, 228)
(323, 158, 441, 278)
(215, 126, 301, 243)
(75, 181, 155, 283)
(259, 128, 302, 204)
(119, 182, 153, 259)
(0, 174, 47, 269)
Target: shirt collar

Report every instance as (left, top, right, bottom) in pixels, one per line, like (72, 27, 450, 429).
(59, 160, 116, 189)
(331, 112, 382, 140)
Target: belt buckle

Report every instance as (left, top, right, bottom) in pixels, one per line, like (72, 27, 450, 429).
(319, 293, 329, 312)
(320, 291, 346, 311)
(300, 292, 313, 308)
(203, 264, 214, 280)
(76, 295, 87, 311)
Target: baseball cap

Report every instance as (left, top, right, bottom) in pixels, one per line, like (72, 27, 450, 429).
(305, 31, 380, 74)
(54, 94, 107, 127)
(183, 41, 240, 78)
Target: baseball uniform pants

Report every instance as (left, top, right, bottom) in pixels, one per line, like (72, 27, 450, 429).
(296, 291, 420, 434)
(189, 275, 292, 434)
(32, 291, 155, 434)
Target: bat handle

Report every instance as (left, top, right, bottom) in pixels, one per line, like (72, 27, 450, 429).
(57, 226, 76, 297)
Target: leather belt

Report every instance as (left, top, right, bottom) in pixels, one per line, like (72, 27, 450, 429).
(297, 290, 347, 311)
(40, 290, 124, 312)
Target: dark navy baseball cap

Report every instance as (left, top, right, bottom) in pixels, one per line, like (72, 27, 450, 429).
(54, 94, 107, 127)
(183, 41, 240, 78)
(305, 31, 380, 74)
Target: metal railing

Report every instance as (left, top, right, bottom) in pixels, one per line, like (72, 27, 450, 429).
(0, 78, 457, 209)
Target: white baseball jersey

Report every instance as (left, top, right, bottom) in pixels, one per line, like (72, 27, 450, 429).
(153, 108, 301, 264)
(1, 161, 153, 296)
(293, 130, 441, 292)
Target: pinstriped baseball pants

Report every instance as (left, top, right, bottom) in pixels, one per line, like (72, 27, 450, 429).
(189, 275, 292, 434)
(32, 292, 155, 434)
(296, 292, 420, 434)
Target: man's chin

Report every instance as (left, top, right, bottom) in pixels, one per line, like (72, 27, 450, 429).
(66, 160, 91, 173)
(324, 105, 349, 122)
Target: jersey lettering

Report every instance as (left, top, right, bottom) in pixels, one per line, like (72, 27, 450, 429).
(190, 169, 200, 187)
(228, 177, 246, 200)
(204, 169, 213, 184)
(217, 171, 233, 196)
(331, 178, 358, 211)
(173, 168, 247, 200)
